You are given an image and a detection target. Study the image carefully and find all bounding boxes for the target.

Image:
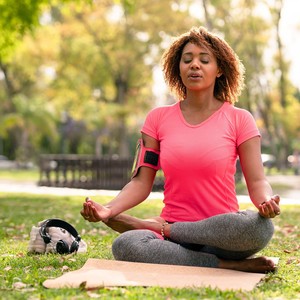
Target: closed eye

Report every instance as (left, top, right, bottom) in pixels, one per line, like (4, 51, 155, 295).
(183, 59, 209, 65)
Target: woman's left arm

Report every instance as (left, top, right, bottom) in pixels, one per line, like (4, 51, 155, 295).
(238, 136, 280, 218)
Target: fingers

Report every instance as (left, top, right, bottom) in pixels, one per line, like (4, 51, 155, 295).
(81, 197, 98, 222)
(271, 194, 280, 205)
(81, 197, 111, 223)
(269, 195, 281, 215)
(259, 195, 281, 218)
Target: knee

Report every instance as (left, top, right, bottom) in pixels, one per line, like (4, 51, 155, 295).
(238, 212, 274, 249)
(245, 211, 274, 236)
(264, 217, 274, 235)
(260, 217, 274, 242)
(112, 232, 132, 261)
(250, 215, 274, 249)
(112, 230, 155, 261)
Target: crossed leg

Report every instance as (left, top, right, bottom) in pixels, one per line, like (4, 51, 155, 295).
(86, 201, 276, 273)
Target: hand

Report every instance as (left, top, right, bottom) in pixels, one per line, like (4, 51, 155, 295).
(258, 195, 281, 218)
(80, 197, 112, 222)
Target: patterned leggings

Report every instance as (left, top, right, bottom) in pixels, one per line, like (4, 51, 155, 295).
(112, 210, 274, 268)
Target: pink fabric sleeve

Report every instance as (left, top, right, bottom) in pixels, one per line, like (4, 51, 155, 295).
(235, 108, 261, 147)
(141, 107, 161, 140)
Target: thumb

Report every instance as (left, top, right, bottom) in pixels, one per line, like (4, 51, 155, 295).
(272, 195, 280, 204)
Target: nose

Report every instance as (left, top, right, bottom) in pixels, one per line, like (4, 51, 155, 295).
(190, 59, 200, 69)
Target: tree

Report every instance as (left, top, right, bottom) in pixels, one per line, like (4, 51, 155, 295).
(268, 0, 300, 168)
(0, 95, 58, 161)
(31, 0, 196, 156)
(2, 0, 298, 165)
(0, 0, 89, 161)
(0, 0, 197, 158)
(201, 0, 300, 169)
(0, 0, 88, 61)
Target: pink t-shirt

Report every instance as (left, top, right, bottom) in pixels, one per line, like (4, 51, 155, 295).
(141, 101, 260, 222)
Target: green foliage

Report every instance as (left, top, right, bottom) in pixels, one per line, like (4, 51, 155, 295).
(0, 0, 89, 60)
(0, 0, 41, 59)
(0, 95, 58, 161)
(0, 0, 299, 165)
(0, 0, 196, 159)
(0, 193, 299, 299)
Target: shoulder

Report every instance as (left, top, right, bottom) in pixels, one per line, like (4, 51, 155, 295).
(223, 102, 250, 115)
(222, 102, 255, 122)
(145, 102, 178, 121)
(147, 102, 178, 115)
(142, 102, 179, 139)
(222, 102, 260, 144)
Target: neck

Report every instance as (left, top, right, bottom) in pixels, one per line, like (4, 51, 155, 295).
(182, 90, 219, 111)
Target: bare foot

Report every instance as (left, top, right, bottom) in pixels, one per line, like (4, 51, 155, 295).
(219, 256, 277, 273)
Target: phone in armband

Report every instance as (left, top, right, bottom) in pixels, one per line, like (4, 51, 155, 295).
(131, 139, 160, 178)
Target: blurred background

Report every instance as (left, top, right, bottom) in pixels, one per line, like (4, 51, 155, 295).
(0, 0, 299, 183)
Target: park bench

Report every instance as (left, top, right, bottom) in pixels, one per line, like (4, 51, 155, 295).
(38, 154, 164, 191)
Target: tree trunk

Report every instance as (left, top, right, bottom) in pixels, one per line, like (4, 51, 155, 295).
(115, 76, 130, 157)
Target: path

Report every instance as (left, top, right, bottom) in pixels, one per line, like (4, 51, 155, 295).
(0, 175, 299, 205)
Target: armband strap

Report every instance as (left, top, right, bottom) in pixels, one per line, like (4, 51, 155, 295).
(131, 139, 160, 179)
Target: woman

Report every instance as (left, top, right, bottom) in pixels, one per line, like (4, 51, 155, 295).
(81, 26, 280, 273)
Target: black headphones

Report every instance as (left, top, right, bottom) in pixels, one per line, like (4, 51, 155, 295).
(39, 219, 81, 254)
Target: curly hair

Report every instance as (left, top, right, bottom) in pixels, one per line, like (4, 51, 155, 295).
(161, 26, 245, 104)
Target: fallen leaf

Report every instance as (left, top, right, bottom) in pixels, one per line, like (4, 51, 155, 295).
(61, 265, 69, 272)
(286, 257, 296, 264)
(13, 282, 27, 289)
(283, 245, 300, 254)
(293, 245, 300, 251)
(58, 257, 65, 263)
(68, 258, 77, 262)
(87, 291, 101, 298)
(42, 266, 54, 271)
(19, 287, 36, 293)
(4, 266, 12, 271)
(24, 266, 31, 273)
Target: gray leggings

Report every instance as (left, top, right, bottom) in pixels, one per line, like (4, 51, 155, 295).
(112, 210, 274, 268)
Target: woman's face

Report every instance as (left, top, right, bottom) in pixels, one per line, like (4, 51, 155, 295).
(179, 42, 220, 93)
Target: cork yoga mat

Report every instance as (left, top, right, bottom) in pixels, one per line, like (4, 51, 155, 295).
(43, 258, 275, 291)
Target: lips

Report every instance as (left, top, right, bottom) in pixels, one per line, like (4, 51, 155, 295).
(188, 73, 202, 79)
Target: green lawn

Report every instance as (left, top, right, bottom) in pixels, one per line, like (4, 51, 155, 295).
(0, 193, 299, 300)
(0, 168, 40, 182)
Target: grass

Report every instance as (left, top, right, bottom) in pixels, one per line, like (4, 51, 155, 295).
(0, 192, 300, 300)
(0, 168, 40, 182)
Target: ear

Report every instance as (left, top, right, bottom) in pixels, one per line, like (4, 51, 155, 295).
(216, 67, 222, 78)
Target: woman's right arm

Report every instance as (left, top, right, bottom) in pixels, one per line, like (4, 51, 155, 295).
(80, 133, 159, 222)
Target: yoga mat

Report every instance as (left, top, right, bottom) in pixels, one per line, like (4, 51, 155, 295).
(43, 258, 276, 291)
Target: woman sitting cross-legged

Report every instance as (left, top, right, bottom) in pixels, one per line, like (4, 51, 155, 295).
(80, 26, 280, 273)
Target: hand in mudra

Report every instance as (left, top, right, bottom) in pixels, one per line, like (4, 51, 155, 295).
(80, 197, 112, 222)
(258, 195, 281, 218)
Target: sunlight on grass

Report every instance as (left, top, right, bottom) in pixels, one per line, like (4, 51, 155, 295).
(0, 168, 40, 181)
(0, 193, 299, 299)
